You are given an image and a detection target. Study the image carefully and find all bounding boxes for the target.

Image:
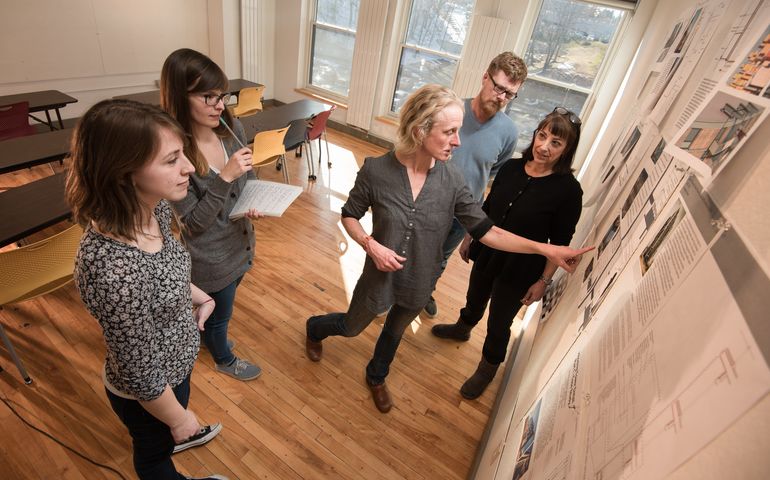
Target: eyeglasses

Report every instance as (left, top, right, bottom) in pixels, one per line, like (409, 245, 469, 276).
(199, 92, 232, 106)
(487, 72, 518, 100)
(552, 107, 581, 125)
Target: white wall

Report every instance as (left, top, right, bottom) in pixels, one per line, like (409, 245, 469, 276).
(0, 0, 240, 118)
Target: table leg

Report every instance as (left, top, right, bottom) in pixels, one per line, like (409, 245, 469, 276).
(44, 110, 54, 130)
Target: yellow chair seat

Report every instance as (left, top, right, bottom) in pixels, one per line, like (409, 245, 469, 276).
(0, 224, 83, 384)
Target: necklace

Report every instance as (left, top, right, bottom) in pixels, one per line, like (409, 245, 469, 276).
(138, 230, 163, 240)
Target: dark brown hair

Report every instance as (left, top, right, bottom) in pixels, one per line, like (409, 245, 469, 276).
(66, 99, 186, 240)
(521, 110, 581, 175)
(160, 48, 234, 176)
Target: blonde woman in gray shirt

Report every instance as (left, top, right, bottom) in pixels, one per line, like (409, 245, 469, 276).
(305, 84, 592, 414)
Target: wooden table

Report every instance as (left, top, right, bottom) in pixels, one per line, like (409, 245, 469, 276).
(113, 79, 263, 105)
(0, 90, 78, 130)
(0, 173, 70, 247)
(239, 100, 330, 138)
(0, 128, 72, 174)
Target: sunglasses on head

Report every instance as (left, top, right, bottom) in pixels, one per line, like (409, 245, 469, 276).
(552, 107, 581, 126)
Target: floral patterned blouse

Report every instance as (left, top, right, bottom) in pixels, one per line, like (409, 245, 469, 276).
(75, 201, 199, 401)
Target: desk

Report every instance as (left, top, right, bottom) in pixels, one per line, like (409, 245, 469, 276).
(240, 100, 331, 179)
(240, 100, 330, 137)
(0, 128, 73, 174)
(0, 173, 70, 248)
(113, 79, 263, 105)
(0, 90, 78, 130)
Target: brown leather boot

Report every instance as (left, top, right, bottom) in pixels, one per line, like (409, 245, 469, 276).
(366, 379, 393, 413)
(305, 317, 323, 362)
(431, 319, 473, 341)
(305, 336, 322, 362)
(460, 357, 500, 400)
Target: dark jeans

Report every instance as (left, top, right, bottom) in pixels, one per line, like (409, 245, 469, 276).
(459, 262, 527, 365)
(204, 276, 243, 365)
(307, 286, 422, 384)
(106, 376, 190, 480)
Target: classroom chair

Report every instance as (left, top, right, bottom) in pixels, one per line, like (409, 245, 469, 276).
(0, 224, 83, 384)
(0, 101, 36, 141)
(251, 126, 290, 183)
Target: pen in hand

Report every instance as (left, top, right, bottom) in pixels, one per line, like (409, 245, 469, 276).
(219, 117, 248, 149)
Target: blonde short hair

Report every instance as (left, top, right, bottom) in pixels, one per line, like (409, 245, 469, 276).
(396, 84, 463, 154)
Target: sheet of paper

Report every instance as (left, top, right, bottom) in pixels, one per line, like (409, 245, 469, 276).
(229, 179, 303, 219)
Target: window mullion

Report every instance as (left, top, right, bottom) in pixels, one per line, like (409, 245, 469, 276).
(314, 22, 357, 36)
(401, 43, 461, 61)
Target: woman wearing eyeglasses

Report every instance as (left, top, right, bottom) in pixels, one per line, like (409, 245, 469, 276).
(432, 108, 584, 400)
(160, 48, 262, 382)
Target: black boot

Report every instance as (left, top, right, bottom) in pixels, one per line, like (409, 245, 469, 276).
(460, 357, 499, 399)
(431, 319, 473, 341)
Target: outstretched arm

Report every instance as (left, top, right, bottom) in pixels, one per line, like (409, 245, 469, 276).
(478, 226, 593, 273)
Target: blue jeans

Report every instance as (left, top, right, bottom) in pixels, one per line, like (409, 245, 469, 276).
(439, 218, 467, 273)
(106, 376, 190, 480)
(307, 285, 423, 384)
(203, 276, 243, 365)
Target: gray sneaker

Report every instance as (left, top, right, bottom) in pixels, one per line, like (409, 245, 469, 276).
(216, 357, 261, 381)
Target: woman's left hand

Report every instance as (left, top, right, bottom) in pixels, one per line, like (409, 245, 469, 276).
(194, 300, 215, 331)
(245, 209, 264, 220)
(521, 281, 547, 306)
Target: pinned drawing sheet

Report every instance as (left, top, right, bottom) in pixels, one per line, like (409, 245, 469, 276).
(229, 179, 302, 219)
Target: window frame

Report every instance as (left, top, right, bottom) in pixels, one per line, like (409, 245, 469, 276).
(386, 0, 475, 116)
(304, 0, 360, 103)
(511, 0, 633, 140)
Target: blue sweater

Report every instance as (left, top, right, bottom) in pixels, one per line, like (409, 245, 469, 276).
(449, 98, 518, 203)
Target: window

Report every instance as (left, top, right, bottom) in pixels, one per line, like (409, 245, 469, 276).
(390, 0, 475, 113)
(309, 0, 361, 97)
(507, 0, 629, 150)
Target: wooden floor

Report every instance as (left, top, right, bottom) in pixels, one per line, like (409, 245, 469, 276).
(0, 127, 514, 479)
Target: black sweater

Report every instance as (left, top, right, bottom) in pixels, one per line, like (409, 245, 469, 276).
(470, 158, 583, 288)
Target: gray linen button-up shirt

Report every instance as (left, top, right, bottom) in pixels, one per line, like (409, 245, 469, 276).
(342, 151, 494, 312)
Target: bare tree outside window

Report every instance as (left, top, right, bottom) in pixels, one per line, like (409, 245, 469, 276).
(508, 0, 627, 151)
(310, 0, 361, 97)
(391, 0, 475, 113)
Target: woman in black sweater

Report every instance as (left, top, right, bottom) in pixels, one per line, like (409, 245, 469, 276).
(432, 108, 584, 399)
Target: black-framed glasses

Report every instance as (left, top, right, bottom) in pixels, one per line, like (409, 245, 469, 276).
(199, 92, 232, 106)
(487, 71, 518, 100)
(552, 107, 581, 125)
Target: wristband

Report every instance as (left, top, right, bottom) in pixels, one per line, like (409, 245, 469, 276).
(539, 275, 553, 286)
(362, 235, 373, 253)
(199, 298, 214, 306)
